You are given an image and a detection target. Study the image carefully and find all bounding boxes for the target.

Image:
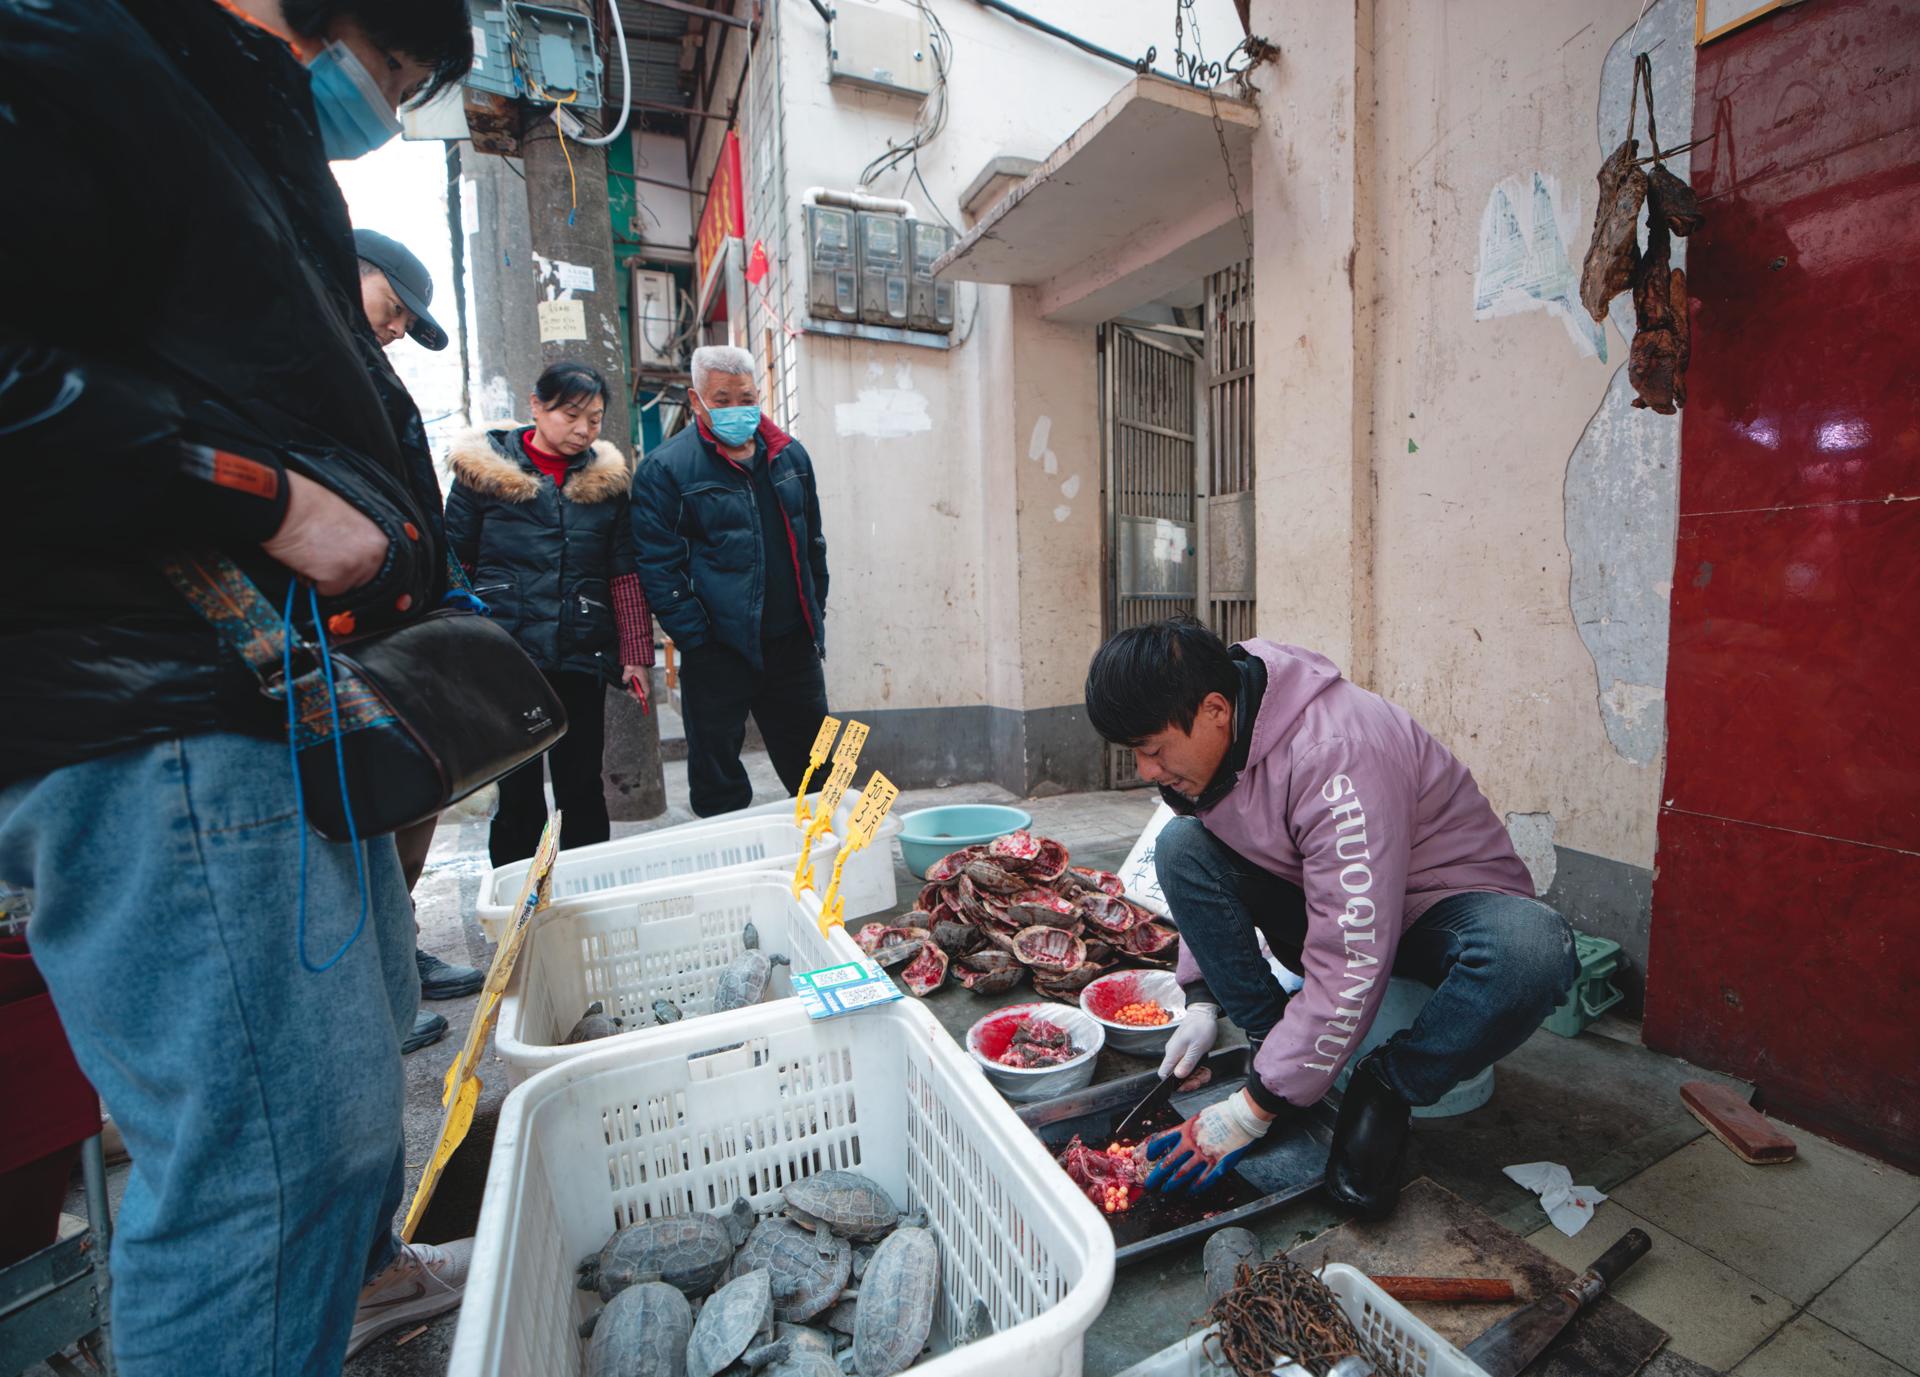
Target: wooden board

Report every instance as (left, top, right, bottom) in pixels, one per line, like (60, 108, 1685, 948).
(1289, 1178, 1668, 1377)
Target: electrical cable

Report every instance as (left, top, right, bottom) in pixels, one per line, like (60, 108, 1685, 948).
(571, 0, 632, 146)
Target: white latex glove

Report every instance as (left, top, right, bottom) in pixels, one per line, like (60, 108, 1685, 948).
(1158, 1002, 1219, 1079)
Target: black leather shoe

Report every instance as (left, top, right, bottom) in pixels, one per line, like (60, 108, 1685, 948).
(1325, 1052, 1411, 1220)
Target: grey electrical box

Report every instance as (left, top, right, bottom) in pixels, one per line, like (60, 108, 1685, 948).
(909, 222, 955, 332)
(805, 205, 860, 322)
(465, 2, 603, 108)
(829, 6, 933, 98)
(857, 212, 909, 327)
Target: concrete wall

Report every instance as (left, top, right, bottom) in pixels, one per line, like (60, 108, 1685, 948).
(1245, 0, 1697, 999)
(765, 0, 1237, 791)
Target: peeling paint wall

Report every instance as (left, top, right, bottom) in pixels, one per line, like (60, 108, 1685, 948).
(1251, 0, 1693, 873)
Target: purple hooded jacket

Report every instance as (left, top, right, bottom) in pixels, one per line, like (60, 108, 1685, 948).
(1173, 640, 1535, 1108)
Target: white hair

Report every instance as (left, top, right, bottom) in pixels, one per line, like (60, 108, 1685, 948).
(691, 345, 756, 394)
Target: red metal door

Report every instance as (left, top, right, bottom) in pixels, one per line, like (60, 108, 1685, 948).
(1643, 0, 1920, 1169)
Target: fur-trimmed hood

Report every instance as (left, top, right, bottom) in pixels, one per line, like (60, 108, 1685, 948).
(447, 425, 630, 505)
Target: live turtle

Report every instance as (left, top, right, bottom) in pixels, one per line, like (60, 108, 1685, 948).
(654, 998, 685, 1024)
(962, 1298, 993, 1344)
(783, 1171, 901, 1243)
(774, 1323, 837, 1356)
(713, 923, 791, 1012)
(731, 1217, 852, 1323)
(688, 1268, 776, 1377)
(565, 1000, 624, 1044)
(585, 1280, 691, 1377)
(579, 1210, 737, 1300)
(851, 1226, 940, 1376)
(765, 1354, 839, 1377)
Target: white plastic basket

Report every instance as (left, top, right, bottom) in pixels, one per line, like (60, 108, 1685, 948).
(475, 815, 837, 942)
(1109, 1263, 1490, 1377)
(723, 786, 905, 918)
(451, 999, 1116, 1377)
(495, 874, 861, 1087)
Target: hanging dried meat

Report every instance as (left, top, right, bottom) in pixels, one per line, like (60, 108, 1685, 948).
(1580, 137, 1648, 323)
(1628, 167, 1701, 414)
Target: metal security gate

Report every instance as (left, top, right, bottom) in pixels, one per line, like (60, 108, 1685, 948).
(1099, 261, 1256, 787)
(1205, 261, 1256, 642)
(1100, 322, 1200, 786)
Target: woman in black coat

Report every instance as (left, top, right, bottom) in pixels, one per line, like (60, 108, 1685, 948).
(445, 363, 653, 865)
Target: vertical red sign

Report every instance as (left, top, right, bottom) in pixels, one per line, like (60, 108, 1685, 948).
(696, 130, 745, 290)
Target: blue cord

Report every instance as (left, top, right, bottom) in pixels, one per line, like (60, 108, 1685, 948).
(284, 581, 371, 973)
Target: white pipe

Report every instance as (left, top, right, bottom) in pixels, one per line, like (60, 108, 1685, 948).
(801, 186, 917, 217)
(573, 0, 631, 146)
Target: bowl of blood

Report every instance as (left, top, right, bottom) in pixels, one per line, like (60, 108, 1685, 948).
(1079, 970, 1186, 1056)
(965, 1003, 1104, 1102)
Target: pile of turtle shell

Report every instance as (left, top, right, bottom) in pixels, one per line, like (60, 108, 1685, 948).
(856, 830, 1178, 1000)
(579, 1170, 981, 1377)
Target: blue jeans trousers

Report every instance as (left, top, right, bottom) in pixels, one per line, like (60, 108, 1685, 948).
(1155, 817, 1578, 1106)
(0, 733, 417, 1376)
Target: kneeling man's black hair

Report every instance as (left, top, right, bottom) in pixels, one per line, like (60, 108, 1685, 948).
(1084, 615, 1238, 747)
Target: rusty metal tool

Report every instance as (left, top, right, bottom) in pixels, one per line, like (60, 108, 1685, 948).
(1461, 1228, 1652, 1375)
(1368, 1275, 1517, 1304)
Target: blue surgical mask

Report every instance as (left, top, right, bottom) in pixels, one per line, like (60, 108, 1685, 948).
(706, 404, 762, 448)
(307, 41, 402, 161)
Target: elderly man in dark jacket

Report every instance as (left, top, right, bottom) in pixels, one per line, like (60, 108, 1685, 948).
(0, 2, 476, 1371)
(631, 345, 830, 815)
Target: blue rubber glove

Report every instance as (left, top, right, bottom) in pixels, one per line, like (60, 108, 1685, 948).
(1141, 1089, 1272, 1194)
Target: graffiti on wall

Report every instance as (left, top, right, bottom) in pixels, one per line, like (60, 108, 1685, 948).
(1474, 170, 1607, 360)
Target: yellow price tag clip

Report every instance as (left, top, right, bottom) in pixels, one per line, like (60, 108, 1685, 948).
(793, 756, 855, 898)
(818, 770, 899, 934)
(794, 715, 842, 827)
(403, 811, 562, 1242)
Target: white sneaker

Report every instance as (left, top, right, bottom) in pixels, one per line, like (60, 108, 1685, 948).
(347, 1238, 474, 1359)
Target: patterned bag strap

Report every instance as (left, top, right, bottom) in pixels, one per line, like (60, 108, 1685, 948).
(159, 552, 395, 749)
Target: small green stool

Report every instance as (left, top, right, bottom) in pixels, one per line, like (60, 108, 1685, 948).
(1541, 933, 1625, 1037)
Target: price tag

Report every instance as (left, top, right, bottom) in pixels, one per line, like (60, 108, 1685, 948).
(808, 715, 842, 766)
(846, 771, 899, 845)
(833, 719, 870, 767)
(817, 758, 857, 821)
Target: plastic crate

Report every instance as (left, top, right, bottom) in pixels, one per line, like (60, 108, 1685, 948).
(451, 999, 1116, 1377)
(1541, 933, 1625, 1038)
(1110, 1263, 1489, 1377)
(495, 875, 861, 1087)
(723, 787, 905, 918)
(475, 816, 838, 942)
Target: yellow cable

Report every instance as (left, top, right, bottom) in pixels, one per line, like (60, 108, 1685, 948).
(536, 85, 581, 221)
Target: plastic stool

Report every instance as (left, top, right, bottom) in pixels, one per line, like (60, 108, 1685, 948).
(1331, 977, 1495, 1119)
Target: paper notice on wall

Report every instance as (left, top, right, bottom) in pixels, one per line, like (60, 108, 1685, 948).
(537, 298, 586, 342)
(556, 262, 595, 293)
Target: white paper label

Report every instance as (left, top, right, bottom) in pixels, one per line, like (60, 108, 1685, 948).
(536, 298, 586, 342)
(556, 262, 596, 293)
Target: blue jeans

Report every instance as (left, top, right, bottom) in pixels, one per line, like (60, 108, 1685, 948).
(1156, 818, 1578, 1107)
(0, 734, 417, 1376)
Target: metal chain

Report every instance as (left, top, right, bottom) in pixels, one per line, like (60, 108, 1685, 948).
(1183, 0, 1255, 265)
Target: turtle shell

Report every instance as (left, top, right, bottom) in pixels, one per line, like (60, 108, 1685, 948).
(783, 1170, 902, 1242)
(953, 961, 1027, 994)
(581, 1212, 736, 1300)
(1011, 925, 1088, 975)
(687, 1268, 774, 1377)
(1078, 894, 1145, 938)
(1069, 867, 1127, 897)
(899, 942, 949, 996)
(930, 918, 983, 956)
(1006, 889, 1080, 930)
(1016, 837, 1071, 883)
(1032, 965, 1106, 998)
(897, 909, 932, 930)
(768, 1354, 840, 1377)
(713, 948, 790, 1012)
(585, 1280, 691, 1377)
(957, 948, 1018, 975)
(923, 847, 984, 884)
(915, 882, 950, 913)
(854, 925, 926, 968)
(986, 829, 1041, 864)
(1124, 920, 1180, 958)
(852, 1227, 941, 1376)
(961, 858, 1024, 895)
(731, 1218, 852, 1323)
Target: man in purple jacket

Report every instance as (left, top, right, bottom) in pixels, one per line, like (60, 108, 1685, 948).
(1084, 618, 1577, 1219)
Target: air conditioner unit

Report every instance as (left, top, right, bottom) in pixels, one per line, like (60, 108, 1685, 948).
(630, 269, 679, 369)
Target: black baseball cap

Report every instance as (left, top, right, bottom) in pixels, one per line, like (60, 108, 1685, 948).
(352, 228, 449, 351)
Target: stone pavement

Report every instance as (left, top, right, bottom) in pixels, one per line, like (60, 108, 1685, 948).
(36, 750, 1917, 1376)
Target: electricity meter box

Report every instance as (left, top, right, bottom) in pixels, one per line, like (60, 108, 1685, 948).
(630, 269, 679, 368)
(466, 2, 604, 108)
(805, 205, 859, 323)
(909, 222, 955, 333)
(857, 212, 909, 328)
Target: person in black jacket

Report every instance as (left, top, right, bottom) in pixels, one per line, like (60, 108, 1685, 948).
(0, 2, 477, 1372)
(446, 363, 656, 866)
(631, 346, 831, 816)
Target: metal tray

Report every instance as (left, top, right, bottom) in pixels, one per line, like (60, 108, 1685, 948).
(1015, 1046, 1337, 1265)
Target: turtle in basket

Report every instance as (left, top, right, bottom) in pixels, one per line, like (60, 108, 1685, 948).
(579, 1202, 750, 1300)
(851, 1225, 941, 1377)
(729, 1217, 852, 1324)
(585, 1279, 692, 1377)
(713, 921, 792, 1013)
(565, 1000, 624, 1044)
(783, 1171, 901, 1244)
(688, 1268, 786, 1377)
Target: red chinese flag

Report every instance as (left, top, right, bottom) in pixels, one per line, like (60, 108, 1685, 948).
(745, 239, 770, 285)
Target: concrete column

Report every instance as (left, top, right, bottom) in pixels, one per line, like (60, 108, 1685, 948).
(519, 14, 665, 821)
(1246, 0, 1376, 683)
